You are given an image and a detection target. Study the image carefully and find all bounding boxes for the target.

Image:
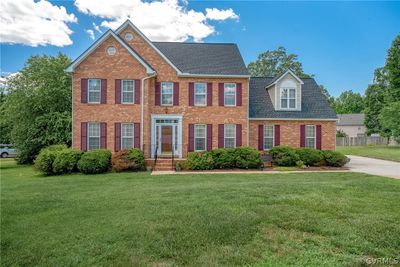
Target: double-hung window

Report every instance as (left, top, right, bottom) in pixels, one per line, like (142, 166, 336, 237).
(88, 122, 100, 150)
(121, 123, 134, 149)
(224, 83, 236, 106)
(88, 79, 101, 103)
(264, 125, 274, 150)
(305, 125, 316, 149)
(280, 88, 296, 109)
(122, 80, 134, 104)
(194, 83, 206, 106)
(224, 124, 236, 148)
(161, 82, 173, 106)
(194, 124, 206, 151)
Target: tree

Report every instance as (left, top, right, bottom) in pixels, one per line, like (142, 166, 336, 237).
(2, 54, 72, 163)
(364, 84, 386, 135)
(385, 35, 400, 102)
(379, 102, 400, 142)
(247, 47, 311, 77)
(319, 85, 335, 106)
(332, 90, 365, 114)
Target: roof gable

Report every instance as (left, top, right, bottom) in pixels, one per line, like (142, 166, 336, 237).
(265, 70, 304, 89)
(65, 30, 155, 74)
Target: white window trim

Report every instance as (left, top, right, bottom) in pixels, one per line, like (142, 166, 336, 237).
(87, 122, 100, 150)
(280, 87, 297, 110)
(224, 124, 236, 148)
(161, 82, 174, 106)
(263, 124, 275, 151)
(194, 82, 207, 106)
(121, 123, 134, 149)
(88, 79, 101, 104)
(121, 80, 135, 104)
(305, 124, 316, 149)
(194, 124, 207, 152)
(224, 83, 237, 107)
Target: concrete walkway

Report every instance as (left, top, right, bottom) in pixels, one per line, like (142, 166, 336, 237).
(346, 155, 400, 179)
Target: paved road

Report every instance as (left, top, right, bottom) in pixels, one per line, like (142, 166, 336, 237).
(346, 155, 400, 179)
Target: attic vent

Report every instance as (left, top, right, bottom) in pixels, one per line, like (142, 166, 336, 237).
(125, 33, 133, 41)
(107, 46, 116, 56)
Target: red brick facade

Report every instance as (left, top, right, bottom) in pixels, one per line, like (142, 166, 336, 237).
(70, 23, 336, 159)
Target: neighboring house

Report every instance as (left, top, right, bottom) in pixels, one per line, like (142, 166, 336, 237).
(337, 114, 366, 137)
(66, 20, 337, 164)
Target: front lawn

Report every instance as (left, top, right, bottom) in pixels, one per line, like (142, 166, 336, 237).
(1, 159, 399, 266)
(337, 145, 400, 162)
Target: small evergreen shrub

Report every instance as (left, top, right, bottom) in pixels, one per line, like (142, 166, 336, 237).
(78, 149, 111, 174)
(52, 148, 83, 175)
(296, 148, 323, 166)
(234, 147, 263, 169)
(211, 148, 236, 169)
(34, 145, 67, 175)
(186, 152, 214, 170)
(269, 146, 300, 166)
(112, 148, 145, 172)
(323, 150, 350, 167)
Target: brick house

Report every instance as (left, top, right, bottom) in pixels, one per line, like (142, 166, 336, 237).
(66, 20, 337, 166)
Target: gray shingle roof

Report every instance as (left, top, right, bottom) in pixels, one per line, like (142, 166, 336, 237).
(152, 42, 249, 76)
(337, 114, 365, 126)
(249, 77, 337, 119)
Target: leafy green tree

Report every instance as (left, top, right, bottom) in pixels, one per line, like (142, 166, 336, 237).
(379, 102, 400, 142)
(247, 47, 311, 77)
(385, 35, 400, 102)
(332, 90, 365, 114)
(364, 84, 386, 135)
(3, 54, 72, 163)
(319, 85, 335, 106)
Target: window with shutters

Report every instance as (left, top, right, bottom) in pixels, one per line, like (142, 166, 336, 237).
(224, 83, 236, 106)
(194, 83, 206, 106)
(305, 125, 316, 148)
(194, 124, 206, 151)
(121, 123, 134, 149)
(264, 125, 274, 150)
(88, 122, 100, 150)
(224, 124, 236, 148)
(280, 87, 296, 109)
(122, 80, 134, 104)
(161, 82, 173, 106)
(88, 79, 101, 103)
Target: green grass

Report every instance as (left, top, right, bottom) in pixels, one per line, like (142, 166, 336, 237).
(337, 145, 400, 162)
(1, 159, 399, 266)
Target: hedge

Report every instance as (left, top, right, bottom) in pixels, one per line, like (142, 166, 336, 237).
(323, 150, 350, 167)
(52, 148, 83, 175)
(112, 148, 145, 172)
(296, 148, 323, 166)
(186, 152, 214, 170)
(269, 146, 300, 166)
(34, 145, 67, 175)
(77, 149, 112, 174)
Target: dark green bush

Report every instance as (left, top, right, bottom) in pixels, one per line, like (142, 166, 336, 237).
(34, 145, 67, 175)
(269, 146, 300, 166)
(52, 148, 83, 175)
(234, 147, 263, 169)
(112, 148, 145, 172)
(77, 149, 111, 174)
(211, 148, 236, 169)
(296, 148, 323, 166)
(323, 150, 350, 167)
(186, 152, 214, 170)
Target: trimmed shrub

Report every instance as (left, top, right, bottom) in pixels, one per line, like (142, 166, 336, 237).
(211, 148, 236, 169)
(269, 146, 300, 166)
(234, 147, 263, 169)
(112, 148, 145, 172)
(323, 150, 350, 167)
(296, 148, 323, 166)
(52, 148, 83, 175)
(186, 152, 214, 170)
(34, 145, 67, 175)
(78, 149, 111, 174)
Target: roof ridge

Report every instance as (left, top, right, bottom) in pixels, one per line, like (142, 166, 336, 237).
(153, 41, 237, 45)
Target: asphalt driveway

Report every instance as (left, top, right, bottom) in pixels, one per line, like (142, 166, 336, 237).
(346, 155, 400, 179)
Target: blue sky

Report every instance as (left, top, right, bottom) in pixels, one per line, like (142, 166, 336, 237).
(1, 1, 399, 97)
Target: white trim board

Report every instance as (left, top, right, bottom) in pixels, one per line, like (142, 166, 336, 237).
(265, 69, 304, 89)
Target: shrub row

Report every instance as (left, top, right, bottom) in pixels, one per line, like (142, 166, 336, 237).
(186, 147, 263, 170)
(269, 146, 349, 167)
(35, 146, 145, 175)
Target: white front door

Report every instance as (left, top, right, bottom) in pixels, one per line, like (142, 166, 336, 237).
(151, 115, 182, 158)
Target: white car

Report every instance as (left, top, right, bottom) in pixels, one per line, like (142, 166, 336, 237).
(0, 144, 17, 158)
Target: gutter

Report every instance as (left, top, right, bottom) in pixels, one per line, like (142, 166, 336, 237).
(141, 72, 157, 150)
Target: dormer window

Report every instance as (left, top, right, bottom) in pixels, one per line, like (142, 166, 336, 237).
(280, 87, 296, 109)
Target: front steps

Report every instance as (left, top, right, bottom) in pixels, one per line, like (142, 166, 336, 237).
(153, 159, 175, 171)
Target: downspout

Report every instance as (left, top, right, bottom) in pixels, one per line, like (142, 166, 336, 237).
(141, 73, 156, 151)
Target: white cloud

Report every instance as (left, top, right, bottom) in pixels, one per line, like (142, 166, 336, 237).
(86, 29, 95, 40)
(0, 0, 77, 47)
(205, 8, 239, 21)
(92, 22, 102, 33)
(74, 0, 239, 42)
